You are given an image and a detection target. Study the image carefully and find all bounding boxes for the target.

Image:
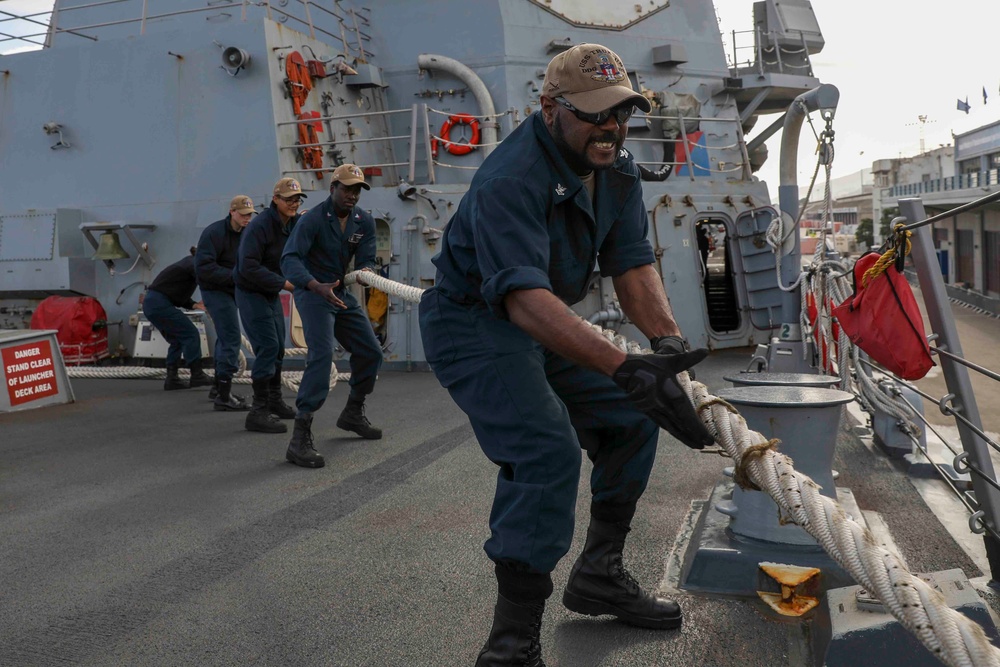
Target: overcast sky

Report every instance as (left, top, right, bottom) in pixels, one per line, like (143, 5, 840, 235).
(4, 0, 1000, 194)
(714, 0, 1000, 193)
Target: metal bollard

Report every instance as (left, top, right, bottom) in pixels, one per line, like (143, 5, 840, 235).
(724, 371, 840, 389)
(714, 386, 853, 545)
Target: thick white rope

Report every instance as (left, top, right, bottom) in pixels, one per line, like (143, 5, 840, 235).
(688, 370, 998, 667)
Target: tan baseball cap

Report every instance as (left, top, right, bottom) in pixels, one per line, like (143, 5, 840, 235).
(229, 195, 255, 214)
(273, 177, 306, 199)
(331, 163, 370, 190)
(542, 43, 651, 115)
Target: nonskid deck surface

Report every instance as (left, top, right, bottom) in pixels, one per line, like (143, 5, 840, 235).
(0, 349, 979, 666)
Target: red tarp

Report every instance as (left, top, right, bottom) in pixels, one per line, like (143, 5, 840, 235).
(30, 296, 109, 365)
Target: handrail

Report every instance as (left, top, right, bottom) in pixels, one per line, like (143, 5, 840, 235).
(0, 1, 356, 47)
(899, 197, 1000, 583)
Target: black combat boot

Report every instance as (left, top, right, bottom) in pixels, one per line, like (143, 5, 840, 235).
(188, 358, 213, 388)
(476, 564, 550, 667)
(208, 376, 219, 401)
(245, 377, 287, 433)
(164, 363, 188, 391)
(267, 363, 296, 419)
(214, 377, 249, 411)
(476, 595, 546, 667)
(286, 414, 325, 468)
(562, 516, 682, 629)
(336, 395, 382, 439)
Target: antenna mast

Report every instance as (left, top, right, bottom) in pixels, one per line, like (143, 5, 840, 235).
(905, 114, 936, 154)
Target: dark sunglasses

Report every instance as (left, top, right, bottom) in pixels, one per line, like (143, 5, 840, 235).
(554, 96, 635, 126)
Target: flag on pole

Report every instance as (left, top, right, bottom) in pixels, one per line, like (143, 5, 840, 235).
(958, 97, 971, 114)
(984, 86, 988, 105)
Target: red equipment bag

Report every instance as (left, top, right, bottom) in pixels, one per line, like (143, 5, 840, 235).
(831, 251, 934, 380)
(30, 296, 109, 366)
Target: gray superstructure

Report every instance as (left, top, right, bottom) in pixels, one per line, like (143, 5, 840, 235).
(0, 0, 828, 367)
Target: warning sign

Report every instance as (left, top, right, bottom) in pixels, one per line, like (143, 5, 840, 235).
(3, 339, 60, 407)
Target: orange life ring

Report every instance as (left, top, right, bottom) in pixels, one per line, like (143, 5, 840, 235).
(432, 113, 481, 157)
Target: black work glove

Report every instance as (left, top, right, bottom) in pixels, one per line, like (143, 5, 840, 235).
(651, 335, 694, 379)
(650, 335, 688, 355)
(613, 350, 715, 450)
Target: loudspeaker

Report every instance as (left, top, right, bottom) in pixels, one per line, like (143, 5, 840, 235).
(222, 47, 251, 70)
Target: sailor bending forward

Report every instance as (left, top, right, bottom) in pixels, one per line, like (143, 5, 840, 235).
(418, 43, 715, 666)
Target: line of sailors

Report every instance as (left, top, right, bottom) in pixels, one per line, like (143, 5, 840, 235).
(141, 165, 384, 468)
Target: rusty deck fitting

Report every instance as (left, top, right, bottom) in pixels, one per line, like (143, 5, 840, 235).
(757, 561, 822, 616)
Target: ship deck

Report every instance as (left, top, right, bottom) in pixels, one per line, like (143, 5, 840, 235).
(0, 348, 985, 666)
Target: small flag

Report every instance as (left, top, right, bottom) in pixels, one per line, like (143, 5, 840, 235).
(958, 97, 971, 114)
(984, 87, 989, 105)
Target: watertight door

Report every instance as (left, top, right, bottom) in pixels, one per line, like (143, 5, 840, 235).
(733, 207, 784, 331)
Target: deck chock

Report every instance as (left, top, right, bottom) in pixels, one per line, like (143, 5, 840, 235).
(757, 562, 821, 616)
(813, 568, 1000, 666)
(871, 380, 927, 459)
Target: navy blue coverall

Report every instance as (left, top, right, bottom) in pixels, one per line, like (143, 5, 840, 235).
(143, 255, 202, 367)
(234, 204, 296, 380)
(418, 113, 660, 574)
(281, 196, 383, 416)
(196, 215, 243, 382)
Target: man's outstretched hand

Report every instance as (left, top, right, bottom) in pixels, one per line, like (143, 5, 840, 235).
(613, 350, 715, 450)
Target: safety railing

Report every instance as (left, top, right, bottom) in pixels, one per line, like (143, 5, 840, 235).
(886, 169, 1000, 198)
(276, 105, 416, 184)
(0, 0, 372, 57)
(849, 195, 1000, 583)
(627, 114, 752, 181)
(424, 106, 518, 176)
(726, 27, 815, 78)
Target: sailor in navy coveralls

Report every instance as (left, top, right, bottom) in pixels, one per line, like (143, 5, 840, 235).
(195, 195, 255, 412)
(281, 164, 384, 469)
(417, 44, 715, 666)
(234, 178, 303, 435)
(142, 248, 212, 391)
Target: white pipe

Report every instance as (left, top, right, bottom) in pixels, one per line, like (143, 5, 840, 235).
(416, 54, 498, 156)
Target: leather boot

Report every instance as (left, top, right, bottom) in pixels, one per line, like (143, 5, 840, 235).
(164, 363, 188, 391)
(267, 363, 296, 419)
(214, 377, 249, 411)
(188, 358, 213, 388)
(476, 594, 546, 667)
(245, 378, 287, 433)
(208, 376, 219, 401)
(286, 414, 325, 468)
(562, 517, 682, 629)
(336, 395, 382, 439)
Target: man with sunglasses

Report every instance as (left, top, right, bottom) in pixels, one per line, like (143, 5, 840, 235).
(234, 178, 303, 435)
(280, 164, 385, 469)
(195, 195, 256, 412)
(418, 43, 713, 665)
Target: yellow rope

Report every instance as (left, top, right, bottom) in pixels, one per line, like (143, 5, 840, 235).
(861, 223, 912, 288)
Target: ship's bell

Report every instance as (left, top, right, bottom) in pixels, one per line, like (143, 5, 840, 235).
(92, 231, 130, 260)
